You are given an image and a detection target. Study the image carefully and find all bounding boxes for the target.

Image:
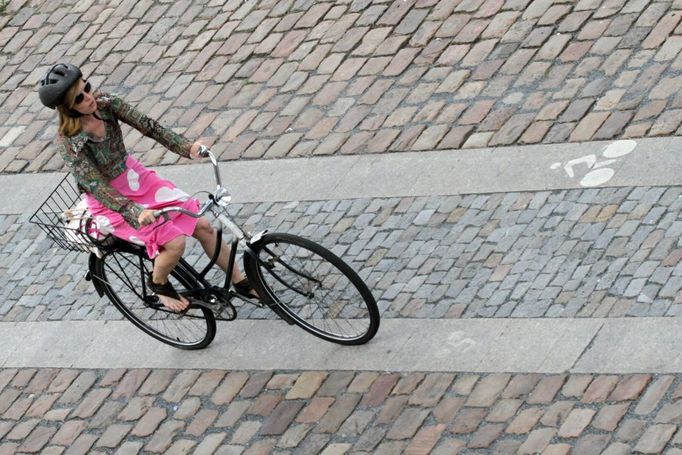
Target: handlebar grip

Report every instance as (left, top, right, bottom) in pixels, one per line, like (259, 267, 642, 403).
(152, 210, 170, 221)
(151, 207, 201, 219)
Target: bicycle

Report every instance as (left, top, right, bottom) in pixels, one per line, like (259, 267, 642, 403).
(30, 147, 380, 349)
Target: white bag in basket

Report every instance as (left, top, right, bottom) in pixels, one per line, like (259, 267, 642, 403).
(61, 198, 114, 257)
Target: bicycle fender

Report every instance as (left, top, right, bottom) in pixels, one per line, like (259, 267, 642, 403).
(88, 252, 106, 297)
(244, 230, 268, 258)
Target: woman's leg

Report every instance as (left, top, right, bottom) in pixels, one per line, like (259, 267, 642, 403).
(192, 217, 245, 283)
(152, 236, 189, 311)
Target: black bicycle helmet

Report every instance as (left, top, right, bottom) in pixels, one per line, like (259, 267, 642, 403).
(38, 63, 82, 109)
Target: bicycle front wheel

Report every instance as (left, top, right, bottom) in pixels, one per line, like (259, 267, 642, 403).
(244, 233, 380, 345)
(92, 245, 216, 350)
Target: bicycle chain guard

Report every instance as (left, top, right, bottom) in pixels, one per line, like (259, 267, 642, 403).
(183, 289, 238, 321)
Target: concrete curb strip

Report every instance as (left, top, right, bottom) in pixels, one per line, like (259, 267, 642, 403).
(3, 136, 681, 216)
(1, 317, 679, 374)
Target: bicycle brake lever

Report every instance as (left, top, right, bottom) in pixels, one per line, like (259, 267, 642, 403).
(199, 145, 211, 158)
(152, 210, 170, 221)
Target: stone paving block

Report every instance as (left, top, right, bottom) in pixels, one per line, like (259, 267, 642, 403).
(339, 408, 375, 437)
(593, 403, 631, 432)
(64, 433, 98, 455)
(467, 422, 504, 449)
(360, 373, 400, 408)
(518, 427, 556, 454)
(429, 396, 463, 424)
(348, 372, 379, 394)
(582, 375, 619, 403)
(261, 400, 306, 436)
(144, 420, 185, 453)
(212, 372, 249, 405)
(18, 425, 56, 453)
(25, 394, 59, 418)
(451, 407, 488, 434)
(117, 397, 154, 422)
(539, 400, 574, 428)
(286, 372, 328, 400)
(95, 424, 131, 449)
(610, 374, 651, 401)
(174, 397, 201, 420)
(528, 375, 566, 404)
(466, 374, 511, 407)
(131, 407, 166, 437)
(484, 398, 521, 423)
(213, 401, 249, 429)
(194, 433, 227, 455)
(234, 372, 270, 400)
(403, 424, 447, 455)
(247, 387, 283, 414)
(506, 407, 544, 435)
(188, 370, 227, 397)
(110, 369, 149, 400)
(3, 396, 32, 420)
(71, 389, 111, 419)
(57, 372, 97, 405)
(634, 423, 677, 453)
(616, 417, 648, 443)
(653, 399, 682, 424)
(557, 408, 596, 438)
(277, 423, 313, 449)
(295, 397, 334, 425)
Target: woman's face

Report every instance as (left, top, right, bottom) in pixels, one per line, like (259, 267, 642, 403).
(70, 79, 97, 115)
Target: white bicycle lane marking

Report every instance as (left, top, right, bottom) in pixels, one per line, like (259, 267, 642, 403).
(446, 331, 476, 354)
(550, 140, 638, 188)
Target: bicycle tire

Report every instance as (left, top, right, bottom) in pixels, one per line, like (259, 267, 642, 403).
(243, 233, 380, 345)
(92, 244, 216, 350)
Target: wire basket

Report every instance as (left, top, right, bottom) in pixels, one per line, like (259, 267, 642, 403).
(29, 174, 112, 254)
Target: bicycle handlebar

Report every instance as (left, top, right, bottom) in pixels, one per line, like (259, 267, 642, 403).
(152, 146, 230, 220)
(198, 144, 211, 159)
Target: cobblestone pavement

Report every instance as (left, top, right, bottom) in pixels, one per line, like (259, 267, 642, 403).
(3, 367, 682, 454)
(4, 0, 682, 172)
(5, 1, 682, 452)
(4, 185, 682, 323)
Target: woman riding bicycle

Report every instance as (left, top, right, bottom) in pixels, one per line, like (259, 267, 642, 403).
(38, 62, 257, 311)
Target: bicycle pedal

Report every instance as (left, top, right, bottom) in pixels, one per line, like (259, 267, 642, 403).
(145, 295, 162, 306)
(192, 300, 237, 321)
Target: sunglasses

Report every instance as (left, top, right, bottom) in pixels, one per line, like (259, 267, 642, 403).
(73, 81, 92, 105)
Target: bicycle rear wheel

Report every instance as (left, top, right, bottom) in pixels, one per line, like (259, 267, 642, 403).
(92, 244, 216, 350)
(243, 233, 380, 345)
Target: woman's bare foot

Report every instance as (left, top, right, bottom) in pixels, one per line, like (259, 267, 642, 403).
(148, 274, 191, 312)
(157, 294, 190, 312)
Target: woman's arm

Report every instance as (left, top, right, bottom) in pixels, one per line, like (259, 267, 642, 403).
(58, 138, 145, 229)
(105, 93, 193, 159)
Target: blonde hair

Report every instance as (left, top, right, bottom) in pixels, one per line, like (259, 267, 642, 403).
(57, 82, 82, 137)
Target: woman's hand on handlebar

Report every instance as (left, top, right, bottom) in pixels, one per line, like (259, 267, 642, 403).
(138, 209, 157, 226)
(190, 142, 207, 160)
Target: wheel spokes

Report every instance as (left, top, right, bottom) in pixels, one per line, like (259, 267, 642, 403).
(258, 240, 372, 340)
(101, 251, 211, 347)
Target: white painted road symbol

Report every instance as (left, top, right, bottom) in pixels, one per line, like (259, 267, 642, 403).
(550, 140, 637, 187)
(446, 330, 476, 354)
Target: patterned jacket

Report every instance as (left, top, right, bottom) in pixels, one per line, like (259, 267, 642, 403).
(56, 92, 192, 229)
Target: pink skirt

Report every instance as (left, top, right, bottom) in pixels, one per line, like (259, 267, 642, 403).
(85, 156, 200, 259)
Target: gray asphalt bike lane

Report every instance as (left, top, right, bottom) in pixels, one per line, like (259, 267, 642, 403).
(2, 136, 680, 216)
(1, 317, 682, 373)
